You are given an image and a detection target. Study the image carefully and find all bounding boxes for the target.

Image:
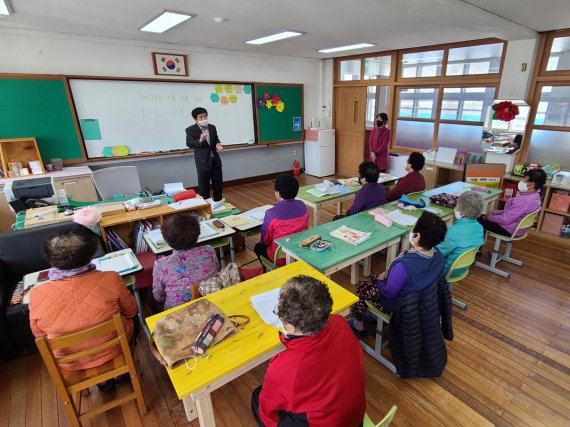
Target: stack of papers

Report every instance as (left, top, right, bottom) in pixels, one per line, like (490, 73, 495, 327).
(163, 182, 186, 195)
(221, 214, 256, 229)
(243, 205, 272, 221)
(168, 198, 209, 210)
(386, 210, 418, 227)
(199, 221, 219, 239)
(94, 252, 137, 274)
(250, 288, 283, 329)
(330, 225, 371, 245)
(147, 228, 165, 246)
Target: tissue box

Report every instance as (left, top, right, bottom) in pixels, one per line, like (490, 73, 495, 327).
(549, 191, 570, 212)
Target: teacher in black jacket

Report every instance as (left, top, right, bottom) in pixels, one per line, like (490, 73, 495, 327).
(186, 107, 224, 201)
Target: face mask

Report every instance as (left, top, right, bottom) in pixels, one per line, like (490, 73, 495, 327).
(517, 180, 528, 192)
(454, 210, 462, 220)
(198, 119, 208, 127)
(408, 232, 416, 247)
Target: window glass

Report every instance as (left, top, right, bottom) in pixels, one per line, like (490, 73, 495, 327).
(395, 120, 434, 150)
(528, 129, 570, 169)
(439, 87, 495, 121)
(339, 59, 361, 81)
(534, 86, 570, 126)
(401, 50, 444, 78)
(437, 123, 484, 154)
(365, 86, 390, 128)
(364, 56, 391, 80)
(398, 88, 439, 118)
(546, 36, 570, 72)
(446, 43, 503, 75)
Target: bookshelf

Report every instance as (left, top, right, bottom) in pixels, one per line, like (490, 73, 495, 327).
(99, 201, 211, 251)
(501, 173, 570, 245)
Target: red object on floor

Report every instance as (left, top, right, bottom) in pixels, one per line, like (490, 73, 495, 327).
(134, 251, 155, 288)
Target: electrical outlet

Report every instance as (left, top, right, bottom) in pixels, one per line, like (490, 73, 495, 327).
(292, 150, 297, 157)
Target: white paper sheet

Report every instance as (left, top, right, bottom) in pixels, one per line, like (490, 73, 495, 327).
(147, 228, 165, 245)
(243, 205, 272, 221)
(250, 288, 283, 329)
(386, 210, 418, 227)
(95, 252, 135, 274)
(199, 221, 219, 238)
(163, 182, 186, 195)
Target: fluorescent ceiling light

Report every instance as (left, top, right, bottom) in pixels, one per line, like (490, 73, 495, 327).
(0, 0, 13, 15)
(140, 11, 194, 33)
(246, 30, 303, 45)
(318, 43, 376, 53)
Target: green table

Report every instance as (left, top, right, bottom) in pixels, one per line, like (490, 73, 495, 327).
(381, 195, 454, 251)
(276, 211, 407, 284)
(422, 181, 502, 215)
(296, 184, 360, 226)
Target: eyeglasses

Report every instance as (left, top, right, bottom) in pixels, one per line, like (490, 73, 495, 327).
(273, 305, 278, 316)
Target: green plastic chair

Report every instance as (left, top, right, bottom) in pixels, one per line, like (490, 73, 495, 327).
(360, 301, 396, 374)
(475, 210, 540, 279)
(259, 246, 285, 272)
(363, 405, 398, 427)
(445, 247, 479, 311)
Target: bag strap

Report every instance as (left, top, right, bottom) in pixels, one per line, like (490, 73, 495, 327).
(148, 334, 168, 366)
(229, 314, 250, 327)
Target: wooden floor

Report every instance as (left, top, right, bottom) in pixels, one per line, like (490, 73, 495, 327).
(1, 174, 569, 427)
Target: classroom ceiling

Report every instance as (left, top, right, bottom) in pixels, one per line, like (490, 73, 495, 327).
(1, 0, 569, 59)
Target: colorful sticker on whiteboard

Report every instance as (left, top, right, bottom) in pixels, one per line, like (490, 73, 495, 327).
(243, 85, 252, 94)
(210, 93, 220, 103)
(102, 145, 130, 157)
(293, 117, 302, 131)
(229, 94, 238, 104)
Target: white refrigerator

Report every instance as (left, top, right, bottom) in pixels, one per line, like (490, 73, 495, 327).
(304, 129, 335, 177)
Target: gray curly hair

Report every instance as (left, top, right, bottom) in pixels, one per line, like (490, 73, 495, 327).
(457, 191, 484, 218)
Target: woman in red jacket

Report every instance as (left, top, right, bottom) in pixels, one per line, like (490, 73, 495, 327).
(251, 275, 366, 427)
(369, 112, 391, 173)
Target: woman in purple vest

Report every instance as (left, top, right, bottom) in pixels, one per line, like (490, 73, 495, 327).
(349, 212, 447, 335)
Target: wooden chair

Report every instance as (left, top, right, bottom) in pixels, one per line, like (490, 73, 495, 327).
(259, 246, 285, 272)
(360, 301, 396, 374)
(363, 405, 398, 427)
(36, 314, 147, 427)
(475, 210, 539, 278)
(445, 247, 479, 311)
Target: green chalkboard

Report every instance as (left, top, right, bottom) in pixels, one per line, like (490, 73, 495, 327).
(0, 77, 84, 161)
(255, 84, 303, 143)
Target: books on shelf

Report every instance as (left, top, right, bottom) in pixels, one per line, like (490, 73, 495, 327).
(330, 225, 371, 245)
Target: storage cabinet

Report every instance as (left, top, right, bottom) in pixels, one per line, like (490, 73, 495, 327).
(53, 175, 97, 202)
(0, 137, 45, 177)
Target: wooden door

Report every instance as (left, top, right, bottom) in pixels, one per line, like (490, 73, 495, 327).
(335, 87, 367, 177)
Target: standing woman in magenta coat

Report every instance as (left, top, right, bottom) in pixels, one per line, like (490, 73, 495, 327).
(369, 112, 391, 173)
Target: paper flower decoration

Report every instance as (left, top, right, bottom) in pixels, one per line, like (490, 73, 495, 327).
(275, 101, 285, 112)
(265, 100, 274, 109)
(73, 206, 101, 228)
(492, 101, 519, 122)
(271, 94, 280, 104)
(256, 98, 265, 109)
(263, 92, 270, 100)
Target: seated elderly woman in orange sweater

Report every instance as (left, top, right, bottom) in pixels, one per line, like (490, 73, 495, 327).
(29, 228, 137, 389)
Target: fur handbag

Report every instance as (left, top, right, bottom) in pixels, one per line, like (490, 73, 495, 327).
(198, 262, 241, 296)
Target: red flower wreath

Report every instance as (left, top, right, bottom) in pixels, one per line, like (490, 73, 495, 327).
(492, 101, 519, 122)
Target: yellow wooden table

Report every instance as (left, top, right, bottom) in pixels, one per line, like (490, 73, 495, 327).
(146, 261, 358, 426)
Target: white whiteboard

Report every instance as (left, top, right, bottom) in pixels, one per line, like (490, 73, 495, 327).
(69, 79, 256, 158)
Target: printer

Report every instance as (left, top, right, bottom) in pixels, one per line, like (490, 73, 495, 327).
(4, 177, 58, 212)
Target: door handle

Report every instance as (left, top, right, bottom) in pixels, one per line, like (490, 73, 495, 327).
(354, 101, 359, 123)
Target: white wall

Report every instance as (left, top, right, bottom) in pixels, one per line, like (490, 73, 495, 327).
(0, 29, 331, 186)
(498, 38, 538, 100)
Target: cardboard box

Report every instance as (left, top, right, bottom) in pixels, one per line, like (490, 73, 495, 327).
(549, 191, 570, 213)
(501, 182, 517, 200)
(541, 213, 565, 235)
